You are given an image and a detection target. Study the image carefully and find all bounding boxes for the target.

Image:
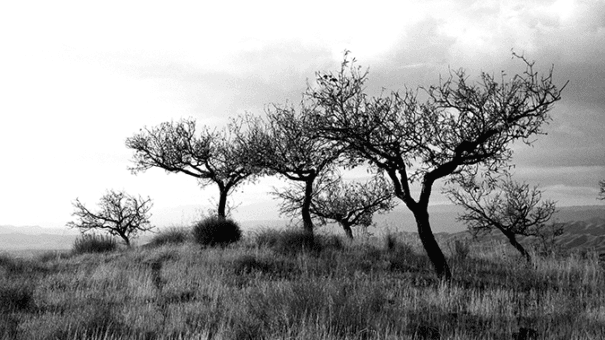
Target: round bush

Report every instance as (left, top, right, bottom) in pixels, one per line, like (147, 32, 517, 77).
(192, 216, 242, 247)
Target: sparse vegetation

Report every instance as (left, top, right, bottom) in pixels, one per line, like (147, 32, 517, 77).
(0, 231, 603, 339)
(192, 216, 242, 247)
(67, 189, 154, 246)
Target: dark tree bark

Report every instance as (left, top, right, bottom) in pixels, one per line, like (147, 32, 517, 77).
(217, 186, 228, 219)
(301, 178, 315, 234)
(341, 221, 354, 240)
(504, 231, 531, 262)
(412, 208, 452, 279)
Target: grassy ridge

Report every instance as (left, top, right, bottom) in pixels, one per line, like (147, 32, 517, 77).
(1, 229, 604, 339)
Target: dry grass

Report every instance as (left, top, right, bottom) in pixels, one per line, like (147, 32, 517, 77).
(0, 229, 604, 339)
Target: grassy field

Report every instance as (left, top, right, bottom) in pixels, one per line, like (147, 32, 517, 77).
(1, 227, 604, 340)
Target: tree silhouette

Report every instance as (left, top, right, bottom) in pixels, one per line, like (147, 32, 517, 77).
(447, 174, 560, 261)
(67, 190, 153, 246)
(274, 170, 396, 239)
(126, 117, 259, 219)
(307, 52, 566, 280)
(242, 105, 341, 235)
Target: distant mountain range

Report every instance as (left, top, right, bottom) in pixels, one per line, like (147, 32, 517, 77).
(2, 205, 604, 255)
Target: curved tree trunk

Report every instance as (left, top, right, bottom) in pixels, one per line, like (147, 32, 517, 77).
(301, 179, 315, 235)
(340, 221, 354, 240)
(412, 208, 452, 281)
(118, 232, 130, 247)
(505, 232, 532, 262)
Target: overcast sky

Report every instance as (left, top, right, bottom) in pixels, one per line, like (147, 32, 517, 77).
(1, 0, 604, 229)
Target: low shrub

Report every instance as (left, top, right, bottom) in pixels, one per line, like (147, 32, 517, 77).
(192, 216, 242, 247)
(254, 228, 315, 255)
(72, 234, 118, 255)
(254, 228, 345, 255)
(147, 227, 190, 247)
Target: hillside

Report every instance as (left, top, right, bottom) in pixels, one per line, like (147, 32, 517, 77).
(2, 205, 604, 254)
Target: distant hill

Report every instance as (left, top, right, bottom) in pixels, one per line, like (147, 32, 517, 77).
(2, 205, 604, 254)
(435, 216, 605, 255)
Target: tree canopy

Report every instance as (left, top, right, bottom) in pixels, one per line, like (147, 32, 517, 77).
(306, 52, 566, 279)
(66, 190, 153, 246)
(126, 117, 259, 218)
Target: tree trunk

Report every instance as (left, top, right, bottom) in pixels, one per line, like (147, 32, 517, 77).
(119, 232, 130, 247)
(412, 208, 452, 281)
(505, 232, 531, 262)
(217, 186, 228, 219)
(301, 179, 314, 235)
(340, 221, 354, 240)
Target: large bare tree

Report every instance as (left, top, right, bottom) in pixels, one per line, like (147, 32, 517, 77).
(242, 105, 342, 235)
(447, 174, 560, 261)
(126, 117, 259, 219)
(307, 53, 566, 280)
(67, 190, 153, 246)
(275, 170, 396, 239)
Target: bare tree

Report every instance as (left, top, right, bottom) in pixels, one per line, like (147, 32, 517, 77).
(242, 105, 342, 235)
(66, 190, 153, 246)
(274, 171, 397, 239)
(126, 117, 259, 219)
(447, 174, 560, 261)
(598, 180, 605, 200)
(307, 52, 566, 280)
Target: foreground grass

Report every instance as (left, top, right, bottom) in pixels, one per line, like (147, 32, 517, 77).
(1, 230, 604, 339)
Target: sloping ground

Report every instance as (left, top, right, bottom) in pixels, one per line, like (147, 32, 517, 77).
(438, 217, 605, 255)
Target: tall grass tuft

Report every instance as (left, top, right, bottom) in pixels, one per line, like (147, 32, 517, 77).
(72, 234, 118, 255)
(192, 216, 242, 247)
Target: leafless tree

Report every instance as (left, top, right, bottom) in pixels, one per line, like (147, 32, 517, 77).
(66, 190, 153, 246)
(274, 171, 396, 239)
(126, 117, 259, 219)
(598, 180, 605, 200)
(242, 105, 342, 235)
(447, 174, 560, 261)
(307, 52, 566, 280)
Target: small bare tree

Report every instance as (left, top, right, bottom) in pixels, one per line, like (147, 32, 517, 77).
(598, 180, 605, 200)
(126, 117, 260, 219)
(67, 190, 154, 246)
(447, 174, 561, 261)
(274, 171, 397, 239)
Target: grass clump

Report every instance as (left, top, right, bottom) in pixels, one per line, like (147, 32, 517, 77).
(0, 279, 35, 314)
(147, 227, 190, 247)
(192, 216, 242, 247)
(253, 228, 345, 255)
(72, 234, 118, 255)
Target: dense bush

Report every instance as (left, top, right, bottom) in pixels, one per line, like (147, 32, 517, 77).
(192, 216, 242, 247)
(72, 234, 118, 255)
(147, 227, 190, 247)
